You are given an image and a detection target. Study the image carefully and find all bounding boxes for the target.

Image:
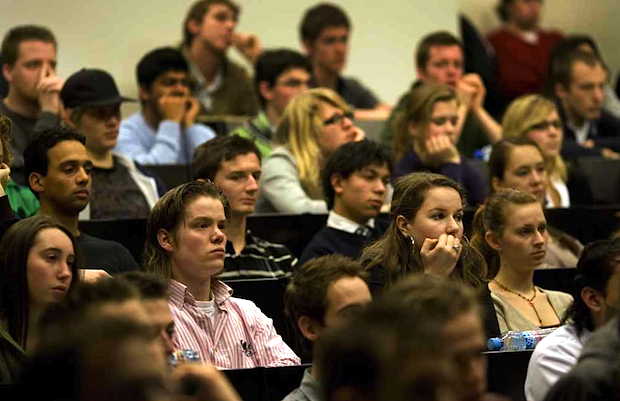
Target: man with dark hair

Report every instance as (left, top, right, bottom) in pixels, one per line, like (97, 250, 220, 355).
(316, 275, 463, 401)
(60, 68, 162, 220)
(380, 31, 501, 159)
(121, 272, 176, 361)
(299, 140, 391, 266)
(24, 126, 139, 274)
(299, 3, 389, 116)
(283, 254, 371, 401)
(526, 239, 620, 401)
(230, 49, 311, 158)
(488, 0, 563, 104)
(553, 50, 620, 158)
(0, 25, 63, 170)
(192, 135, 296, 280)
(182, 0, 260, 117)
(116, 47, 215, 165)
(144, 180, 299, 368)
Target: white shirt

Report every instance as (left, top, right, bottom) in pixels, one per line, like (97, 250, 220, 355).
(524, 324, 592, 401)
(568, 120, 592, 145)
(546, 176, 571, 208)
(326, 210, 375, 235)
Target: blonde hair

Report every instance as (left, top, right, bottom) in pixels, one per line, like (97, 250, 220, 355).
(392, 84, 456, 162)
(274, 88, 351, 199)
(502, 94, 567, 182)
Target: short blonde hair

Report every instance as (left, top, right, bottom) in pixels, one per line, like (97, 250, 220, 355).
(392, 84, 456, 162)
(275, 88, 351, 199)
(502, 94, 567, 182)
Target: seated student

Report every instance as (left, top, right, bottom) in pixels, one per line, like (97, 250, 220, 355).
(116, 47, 215, 165)
(502, 94, 593, 207)
(299, 140, 391, 266)
(0, 114, 39, 218)
(392, 83, 486, 206)
(299, 3, 390, 117)
(23, 314, 244, 401)
(525, 239, 620, 401)
(472, 189, 573, 333)
(230, 49, 311, 158)
(488, 137, 583, 268)
(283, 255, 372, 400)
(24, 126, 139, 274)
(0, 215, 82, 384)
(360, 172, 500, 337)
(191, 135, 297, 280)
(544, 35, 620, 120)
(256, 88, 364, 214)
(181, 0, 260, 117)
(551, 50, 620, 159)
(144, 180, 300, 368)
(120, 272, 176, 362)
(316, 276, 464, 401)
(60, 68, 162, 220)
(380, 31, 502, 158)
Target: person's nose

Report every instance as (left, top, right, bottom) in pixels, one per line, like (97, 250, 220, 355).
(246, 175, 259, 192)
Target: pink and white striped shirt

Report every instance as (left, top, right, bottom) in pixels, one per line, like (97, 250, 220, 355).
(168, 278, 300, 369)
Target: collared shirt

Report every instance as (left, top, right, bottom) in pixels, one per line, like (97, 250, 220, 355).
(188, 59, 223, 112)
(169, 279, 300, 369)
(282, 368, 324, 401)
(567, 120, 592, 145)
(326, 210, 375, 235)
(221, 230, 297, 280)
(524, 324, 592, 401)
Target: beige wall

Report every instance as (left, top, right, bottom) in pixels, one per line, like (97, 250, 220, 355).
(459, 0, 620, 85)
(1, 0, 459, 115)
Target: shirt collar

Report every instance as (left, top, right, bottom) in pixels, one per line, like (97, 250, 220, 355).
(299, 368, 322, 401)
(567, 120, 592, 144)
(327, 210, 375, 234)
(168, 278, 233, 311)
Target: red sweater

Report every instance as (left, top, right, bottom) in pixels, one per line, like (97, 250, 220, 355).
(488, 28, 564, 102)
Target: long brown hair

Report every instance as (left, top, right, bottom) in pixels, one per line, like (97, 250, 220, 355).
(471, 189, 540, 278)
(0, 216, 83, 348)
(361, 172, 487, 290)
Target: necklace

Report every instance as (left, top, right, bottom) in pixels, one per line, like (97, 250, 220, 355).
(492, 279, 543, 325)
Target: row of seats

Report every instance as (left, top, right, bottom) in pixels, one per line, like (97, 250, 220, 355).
(79, 206, 620, 263)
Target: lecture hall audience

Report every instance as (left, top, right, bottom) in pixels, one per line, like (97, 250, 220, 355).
(2, 0, 620, 399)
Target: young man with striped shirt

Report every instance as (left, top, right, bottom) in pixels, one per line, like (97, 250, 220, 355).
(192, 135, 297, 280)
(144, 180, 300, 368)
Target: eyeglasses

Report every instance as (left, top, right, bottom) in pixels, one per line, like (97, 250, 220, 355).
(528, 120, 562, 131)
(323, 111, 354, 126)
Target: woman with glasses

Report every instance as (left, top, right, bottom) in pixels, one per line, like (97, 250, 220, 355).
(502, 94, 593, 207)
(256, 88, 364, 214)
(391, 84, 487, 206)
(361, 172, 500, 337)
(472, 189, 573, 333)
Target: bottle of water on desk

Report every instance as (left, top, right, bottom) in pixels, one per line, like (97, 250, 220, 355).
(487, 328, 557, 351)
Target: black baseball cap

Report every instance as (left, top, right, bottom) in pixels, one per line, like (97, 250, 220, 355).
(61, 68, 135, 108)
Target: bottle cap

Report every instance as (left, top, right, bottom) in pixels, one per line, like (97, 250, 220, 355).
(487, 337, 502, 351)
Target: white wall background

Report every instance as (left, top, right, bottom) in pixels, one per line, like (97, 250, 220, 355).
(459, 0, 620, 85)
(1, 0, 459, 115)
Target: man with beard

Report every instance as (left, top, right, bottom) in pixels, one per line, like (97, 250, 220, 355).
(116, 47, 216, 165)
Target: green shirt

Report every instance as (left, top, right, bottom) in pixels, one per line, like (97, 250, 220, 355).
(230, 112, 275, 159)
(6, 180, 39, 219)
(380, 81, 490, 159)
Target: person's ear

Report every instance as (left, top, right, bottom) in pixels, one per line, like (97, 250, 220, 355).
(157, 229, 175, 253)
(28, 172, 45, 195)
(258, 81, 273, 103)
(62, 107, 75, 128)
(187, 18, 201, 36)
(331, 173, 345, 196)
(555, 82, 568, 101)
(302, 39, 314, 56)
(416, 66, 427, 82)
(395, 215, 411, 238)
(581, 287, 604, 312)
(491, 177, 502, 193)
(408, 121, 419, 139)
(2, 63, 12, 82)
(485, 231, 502, 252)
(138, 86, 150, 103)
(298, 316, 321, 342)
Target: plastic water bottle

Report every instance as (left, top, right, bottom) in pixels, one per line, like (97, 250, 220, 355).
(487, 328, 557, 351)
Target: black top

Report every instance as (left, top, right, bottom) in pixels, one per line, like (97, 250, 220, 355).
(309, 75, 379, 109)
(76, 233, 139, 275)
(560, 105, 620, 158)
(298, 219, 389, 267)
